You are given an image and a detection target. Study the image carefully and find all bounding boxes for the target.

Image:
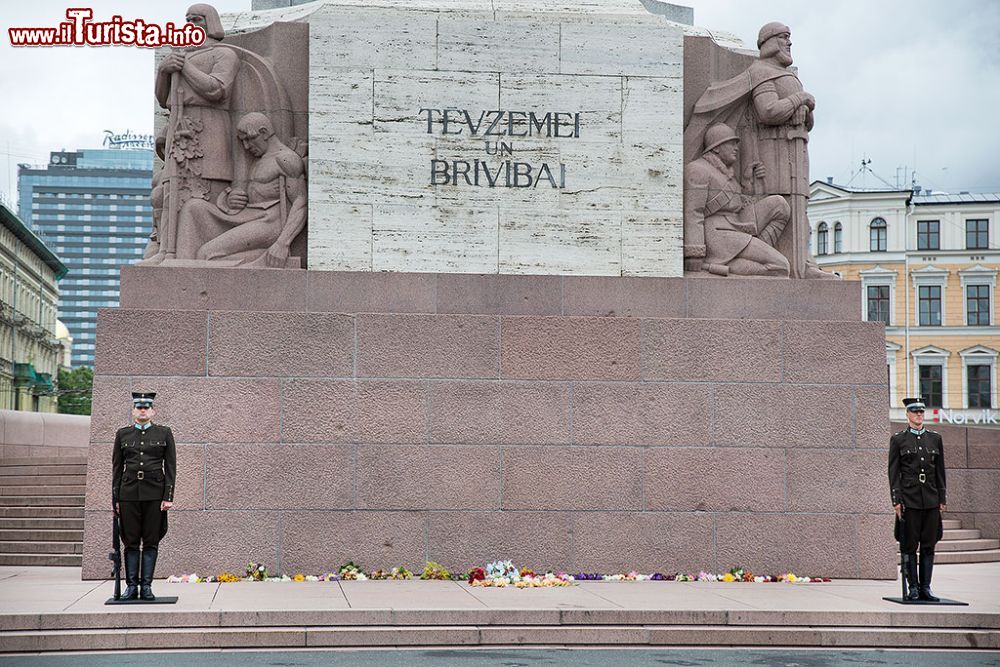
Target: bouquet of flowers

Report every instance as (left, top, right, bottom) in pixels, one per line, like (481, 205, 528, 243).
(421, 561, 451, 580)
(338, 561, 366, 580)
(246, 562, 269, 581)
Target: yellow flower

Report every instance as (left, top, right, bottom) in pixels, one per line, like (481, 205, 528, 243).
(293, 574, 305, 582)
(722, 572, 734, 582)
(787, 573, 797, 582)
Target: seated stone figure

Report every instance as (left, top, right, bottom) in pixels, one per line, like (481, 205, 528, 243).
(175, 112, 306, 267)
(684, 123, 790, 277)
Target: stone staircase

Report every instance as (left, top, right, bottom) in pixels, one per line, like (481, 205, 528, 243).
(1, 607, 997, 652)
(0, 457, 86, 567)
(937, 518, 1000, 564)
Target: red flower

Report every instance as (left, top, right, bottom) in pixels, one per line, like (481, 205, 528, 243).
(468, 567, 486, 584)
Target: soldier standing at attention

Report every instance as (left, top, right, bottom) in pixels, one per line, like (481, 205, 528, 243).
(888, 397, 946, 601)
(113, 392, 176, 601)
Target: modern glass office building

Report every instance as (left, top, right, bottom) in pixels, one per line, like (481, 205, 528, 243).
(17, 145, 153, 367)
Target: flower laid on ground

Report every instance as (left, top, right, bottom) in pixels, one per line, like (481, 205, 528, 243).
(246, 562, 268, 581)
(168, 560, 833, 584)
(338, 561, 366, 581)
(486, 560, 518, 580)
(369, 566, 414, 581)
(421, 561, 451, 580)
(470, 561, 571, 588)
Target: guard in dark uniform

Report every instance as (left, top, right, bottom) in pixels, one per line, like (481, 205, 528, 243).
(112, 392, 176, 601)
(888, 397, 946, 601)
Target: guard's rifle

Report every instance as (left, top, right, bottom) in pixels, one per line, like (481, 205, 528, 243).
(109, 507, 122, 601)
(897, 505, 909, 600)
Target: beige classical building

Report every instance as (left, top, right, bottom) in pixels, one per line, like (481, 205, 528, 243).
(0, 201, 68, 412)
(809, 181, 1000, 424)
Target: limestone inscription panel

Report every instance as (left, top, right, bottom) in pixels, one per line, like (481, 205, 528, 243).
(306, 0, 684, 276)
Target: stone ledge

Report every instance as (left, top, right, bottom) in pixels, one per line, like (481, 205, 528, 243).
(1, 622, 997, 652)
(5, 600, 998, 632)
(120, 267, 863, 321)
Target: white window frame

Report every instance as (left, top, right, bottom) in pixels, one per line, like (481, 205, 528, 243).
(886, 341, 901, 406)
(959, 264, 997, 327)
(860, 265, 897, 325)
(911, 265, 949, 327)
(959, 345, 997, 409)
(911, 345, 950, 408)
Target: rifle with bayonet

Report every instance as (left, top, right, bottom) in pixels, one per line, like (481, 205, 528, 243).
(109, 509, 122, 600)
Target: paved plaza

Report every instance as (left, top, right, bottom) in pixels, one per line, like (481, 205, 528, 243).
(1, 563, 998, 653)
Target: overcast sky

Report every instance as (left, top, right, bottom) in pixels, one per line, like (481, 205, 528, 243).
(1, 0, 998, 207)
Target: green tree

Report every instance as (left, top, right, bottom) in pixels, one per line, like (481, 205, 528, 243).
(57, 367, 93, 415)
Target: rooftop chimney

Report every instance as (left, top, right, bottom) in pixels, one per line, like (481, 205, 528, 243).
(826, 176, 833, 184)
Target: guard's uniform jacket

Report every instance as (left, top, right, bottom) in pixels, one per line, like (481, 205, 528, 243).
(112, 423, 176, 503)
(888, 428, 946, 510)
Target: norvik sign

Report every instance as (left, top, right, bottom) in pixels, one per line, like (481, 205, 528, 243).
(932, 409, 1000, 426)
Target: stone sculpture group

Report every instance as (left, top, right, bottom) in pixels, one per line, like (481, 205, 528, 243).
(683, 21, 835, 279)
(140, 3, 306, 268)
(137, 6, 832, 279)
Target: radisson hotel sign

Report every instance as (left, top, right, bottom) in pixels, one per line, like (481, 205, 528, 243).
(102, 129, 155, 151)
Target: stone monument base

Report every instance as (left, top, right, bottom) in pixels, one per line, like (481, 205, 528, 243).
(82, 268, 892, 579)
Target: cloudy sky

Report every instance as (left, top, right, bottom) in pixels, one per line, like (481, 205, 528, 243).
(1, 0, 998, 206)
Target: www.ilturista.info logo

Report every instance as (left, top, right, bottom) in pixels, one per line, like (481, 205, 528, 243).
(8, 8, 206, 48)
(929, 408, 1000, 426)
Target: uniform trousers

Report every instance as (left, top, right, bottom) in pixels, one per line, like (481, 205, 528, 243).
(119, 500, 162, 549)
(900, 507, 941, 555)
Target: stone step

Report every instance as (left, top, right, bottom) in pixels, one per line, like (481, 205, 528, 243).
(4, 607, 999, 632)
(0, 457, 87, 467)
(0, 475, 86, 486)
(0, 496, 84, 507)
(0, 624, 996, 652)
(936, 549, 1000, 564)
(0, 553, 81, 567)
(936, 538, 1000, 552)
(941, 519, 962, 529)
(0, 528, 83, 542)
(0, 464, 88, 476)
(0, 517, 84, 530)
(0, 506, 84, 518)
(942, 528, 982, 541)
(0, 540, 82, 554)
(0, 485, 86, 496)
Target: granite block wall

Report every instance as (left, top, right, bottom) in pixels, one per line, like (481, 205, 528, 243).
(81, 268, 900, 579)
(0, 410, 90, 459)
(912, 422, 1000, 545)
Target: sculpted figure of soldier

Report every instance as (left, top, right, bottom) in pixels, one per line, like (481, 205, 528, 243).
(684, 21, 837, 279)
(175, 112, 307, 267)
(684, 123, 789, 277)
(139, 2, 307, 268)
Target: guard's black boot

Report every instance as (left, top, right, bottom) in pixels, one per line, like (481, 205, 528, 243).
(903, 554, 920, 601)
(918, 552, 940, 602)
(123, 548, 140, 601)
(140, 547, 158, 601)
